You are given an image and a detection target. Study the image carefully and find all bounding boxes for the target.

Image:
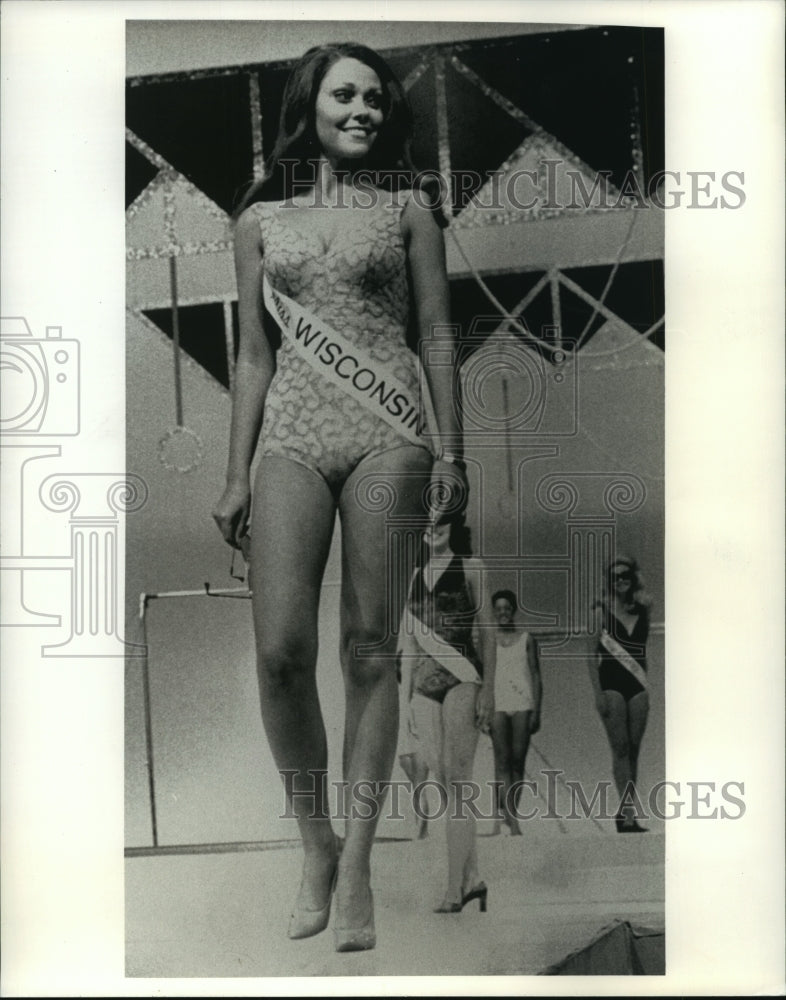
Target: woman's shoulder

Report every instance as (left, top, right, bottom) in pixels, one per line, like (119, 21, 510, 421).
(239, 197, 289, 222)
(235, 200, 269, 233)
(232, 203, 268, 259)
(234, 199, 287, 252)
(400, 182, 449, 235)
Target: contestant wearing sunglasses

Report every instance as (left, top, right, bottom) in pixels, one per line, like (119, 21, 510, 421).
(588, 556, 652, 832)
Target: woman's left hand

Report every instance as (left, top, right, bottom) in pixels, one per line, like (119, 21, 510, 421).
(475, 684, 494, 733)
(428, 459, 468, 519)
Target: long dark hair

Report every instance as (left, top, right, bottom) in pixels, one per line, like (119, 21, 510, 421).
(235, 42, 416, 213)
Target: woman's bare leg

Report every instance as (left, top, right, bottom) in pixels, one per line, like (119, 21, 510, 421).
(249, 457, 338, 913)
(439, 683, 481, 906)
(490, 712, 512, 833)
(509, 709, 534, 832)
(626, 690, 649, 787)
(335, 446, 432, 927)
(598, 690, 635, 823)
(399, 749, 430, 838)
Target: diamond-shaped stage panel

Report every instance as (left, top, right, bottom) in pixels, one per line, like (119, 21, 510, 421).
(127, 172, 231, 256)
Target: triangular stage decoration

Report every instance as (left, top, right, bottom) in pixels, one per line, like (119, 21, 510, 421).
(455, 133, 623, 228)
(127, 169, 232, 259)
(540, 919, 665, 975)
(581, 318, 664, 372)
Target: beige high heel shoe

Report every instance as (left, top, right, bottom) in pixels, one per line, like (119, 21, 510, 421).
(287, 836, 342, 940)
(334, 886, 376, 952)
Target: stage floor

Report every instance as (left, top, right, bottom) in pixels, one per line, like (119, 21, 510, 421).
(126, 826, 664, 979)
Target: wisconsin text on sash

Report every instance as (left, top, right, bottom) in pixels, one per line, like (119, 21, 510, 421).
(265, 277, 426, 438)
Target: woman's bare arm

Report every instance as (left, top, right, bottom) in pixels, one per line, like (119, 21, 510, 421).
(212, 207, 276, 547)
(467, 556, 495, 731)
(587, 605, 607, 716)
(402, 196, 460, 449)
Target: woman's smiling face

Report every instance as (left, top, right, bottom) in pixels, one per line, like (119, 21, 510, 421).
(314, 57, 385, 164)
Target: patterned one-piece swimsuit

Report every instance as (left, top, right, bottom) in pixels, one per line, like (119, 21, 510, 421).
(250, 189, 429, 495)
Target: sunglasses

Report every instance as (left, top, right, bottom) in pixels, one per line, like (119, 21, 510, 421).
(612, 571, 633, 582)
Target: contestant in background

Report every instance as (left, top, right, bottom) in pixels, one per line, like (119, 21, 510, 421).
(588, 556, 652, 833)
(399, 512, 495, 914)
(397, 662, 438, 840)
(213, 43, 466, 951)
(489, 589, 542, 836)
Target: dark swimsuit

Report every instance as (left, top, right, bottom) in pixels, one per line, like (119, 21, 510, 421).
(408, 556, 483, 704)
(597, 603, 650, 702)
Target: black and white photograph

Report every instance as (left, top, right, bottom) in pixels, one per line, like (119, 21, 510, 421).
(124, 19, 666, 977)
(1, 1, 783, 995)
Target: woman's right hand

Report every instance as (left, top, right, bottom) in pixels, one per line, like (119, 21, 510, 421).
(212, 479, 251, 549)
(428, 459, 469, 519)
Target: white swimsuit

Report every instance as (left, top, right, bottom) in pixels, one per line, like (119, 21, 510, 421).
(494, 632, 535, 714)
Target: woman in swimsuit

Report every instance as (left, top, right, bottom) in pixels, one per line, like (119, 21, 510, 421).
(398, 511, 495, 914)
(489, 589, 542, 836)
(212, 43, 467, 951)
(588, 556, 652, 833)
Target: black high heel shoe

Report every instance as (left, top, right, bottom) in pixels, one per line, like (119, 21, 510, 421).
(461, 881, 488, 913)
(615, 811, 648, 834)
(433, 899, 462, 914)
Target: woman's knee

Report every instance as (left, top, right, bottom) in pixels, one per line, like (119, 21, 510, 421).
(257, 636, 317, 690)
(341, 624, 396, 686)
(443, 749, 476, 788)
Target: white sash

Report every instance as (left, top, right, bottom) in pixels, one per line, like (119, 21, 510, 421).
(403, 604, 481, 684)
(599, 629, 648, 690)
(263, 275, 438, 454)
